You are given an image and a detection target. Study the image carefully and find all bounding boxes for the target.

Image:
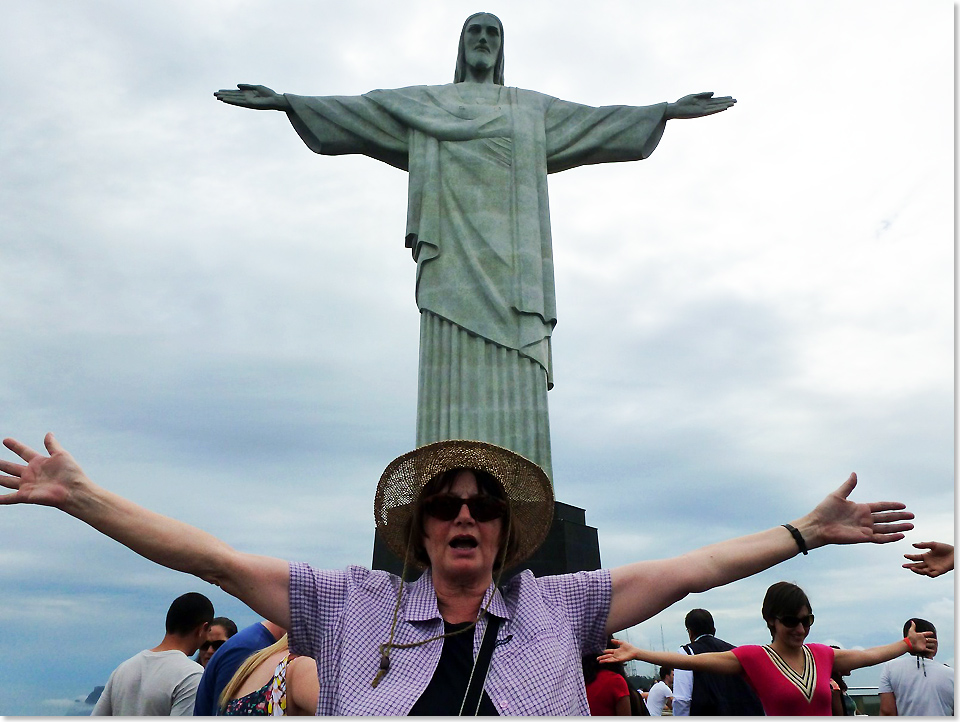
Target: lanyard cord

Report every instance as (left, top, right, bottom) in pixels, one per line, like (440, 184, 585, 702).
(371, 512, 512, 690)
(459, 614, 502, 715)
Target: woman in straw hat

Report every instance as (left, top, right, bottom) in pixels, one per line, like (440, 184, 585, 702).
(1, 433, 914, 714)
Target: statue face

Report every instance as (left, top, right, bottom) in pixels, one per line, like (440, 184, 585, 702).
(462, 13, 502, 73)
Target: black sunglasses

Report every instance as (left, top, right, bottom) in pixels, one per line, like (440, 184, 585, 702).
(777, 614, 815, 629)
(200, 639, 226, 652)
(422, 494, 507, 522)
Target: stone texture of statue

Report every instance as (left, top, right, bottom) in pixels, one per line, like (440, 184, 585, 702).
(214, 12, 735, 481)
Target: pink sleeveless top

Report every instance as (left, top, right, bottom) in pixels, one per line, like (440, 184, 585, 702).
(731, 643, 834, 716)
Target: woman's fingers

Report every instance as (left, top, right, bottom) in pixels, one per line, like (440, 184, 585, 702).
(3, 437, 40, 462)
(0, 468, 22, 489)
(44, 432, 64, 456)
(834, 473, 858, 499)
(0, 456, 25, 479)
(867, 501, 909, 514)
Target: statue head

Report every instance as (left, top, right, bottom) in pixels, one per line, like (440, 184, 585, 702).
(454, 12, 504, 85)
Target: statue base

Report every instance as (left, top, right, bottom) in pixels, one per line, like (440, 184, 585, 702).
(371, 500, 601, 580)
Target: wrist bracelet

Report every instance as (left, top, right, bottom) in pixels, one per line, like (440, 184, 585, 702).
(903, 636, 913, 651)
(782, 523, 808, 555)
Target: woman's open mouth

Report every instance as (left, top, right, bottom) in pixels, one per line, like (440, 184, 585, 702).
(450, 535, 479, 549)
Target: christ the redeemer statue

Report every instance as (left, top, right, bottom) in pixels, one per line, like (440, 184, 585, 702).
(215, 12, 735, 481)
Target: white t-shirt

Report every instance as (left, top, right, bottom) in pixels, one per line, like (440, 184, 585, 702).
(646, 680, 674, 716)
(879, 654, 953, 716)
(92, 649, 203, 716)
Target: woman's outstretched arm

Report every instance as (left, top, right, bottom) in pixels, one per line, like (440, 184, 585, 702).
(0, 433, 292, 628)
(833, 622, 935, 676)
(599, 639, 743, 675)
(606, 474, 914, 633)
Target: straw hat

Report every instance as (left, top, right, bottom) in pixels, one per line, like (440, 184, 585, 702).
(374, 439, 555, 570)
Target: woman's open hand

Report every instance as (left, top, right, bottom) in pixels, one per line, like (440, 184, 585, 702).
(0, 433, 86, 509)
(903, 541, 954, 577)
(796, 473, 914, 549)
(598, 638, 641, 664)
(905, 621, 936, 655)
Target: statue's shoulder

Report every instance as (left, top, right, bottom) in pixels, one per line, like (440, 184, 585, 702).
(511, 87, 557, 106)
(367, 84, 551, 99)
(365, 84, 453, 99)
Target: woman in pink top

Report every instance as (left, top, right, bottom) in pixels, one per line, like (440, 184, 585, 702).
(601, 582, 934, 716)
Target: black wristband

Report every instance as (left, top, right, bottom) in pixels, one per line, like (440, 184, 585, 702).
(782, 523, 808, 555)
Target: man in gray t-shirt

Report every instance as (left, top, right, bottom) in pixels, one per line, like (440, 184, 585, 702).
(93, 592, 213, 716)
(879, 617, 953, 716)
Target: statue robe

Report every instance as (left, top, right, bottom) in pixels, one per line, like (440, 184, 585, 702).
(285, 84, 666, 480)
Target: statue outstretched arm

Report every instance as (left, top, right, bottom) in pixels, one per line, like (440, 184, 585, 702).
(215, 84, 291, 111)
(665, 92, 736, 120)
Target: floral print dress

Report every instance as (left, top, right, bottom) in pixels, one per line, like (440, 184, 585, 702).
(223, 654, 290, 716)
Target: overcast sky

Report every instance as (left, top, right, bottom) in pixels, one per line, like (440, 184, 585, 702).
(0, 0, 953, 715)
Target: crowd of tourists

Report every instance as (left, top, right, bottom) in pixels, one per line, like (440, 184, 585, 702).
(597, 591, 952, 716)
(2, 432, 954, 716)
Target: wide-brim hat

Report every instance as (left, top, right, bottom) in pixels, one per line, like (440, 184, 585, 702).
(374, 439, 554, 570)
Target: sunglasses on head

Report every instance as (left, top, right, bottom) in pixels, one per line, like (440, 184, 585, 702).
(422, 494, 507, 522)
(778, 614, 815, 629)
(200, 639, 226, 652)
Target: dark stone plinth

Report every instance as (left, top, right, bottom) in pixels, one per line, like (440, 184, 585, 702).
(521, 501, 602, 577)
(371, 500, 601, 580)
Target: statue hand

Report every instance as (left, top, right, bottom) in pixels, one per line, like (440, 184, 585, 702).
(214, 84, 290, 111)
(666, 92, 736, 120)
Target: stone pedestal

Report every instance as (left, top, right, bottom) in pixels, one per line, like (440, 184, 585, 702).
(371, 500, 601, 580)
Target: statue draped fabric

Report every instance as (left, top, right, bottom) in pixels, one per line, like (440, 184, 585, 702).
(285, 84, 667, 480)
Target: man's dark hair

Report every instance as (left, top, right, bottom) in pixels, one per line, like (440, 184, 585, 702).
(659, 665, 673, 680)
(165, 592, 214, 635)
(685, 608, 716, 637)
(211, 616, 238, 637)
(761, 581, 812, 642)
(902, 617, 936, 649)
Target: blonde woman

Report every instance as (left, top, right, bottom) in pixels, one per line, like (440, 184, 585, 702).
(219, 635, 318, 716)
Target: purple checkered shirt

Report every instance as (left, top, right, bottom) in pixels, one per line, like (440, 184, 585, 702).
(288, 562, 611, 715)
